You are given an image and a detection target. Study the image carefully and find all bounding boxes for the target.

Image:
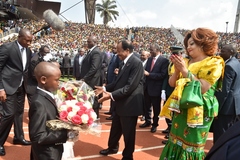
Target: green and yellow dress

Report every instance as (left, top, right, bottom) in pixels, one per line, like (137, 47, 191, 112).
(160, 56, 224, 160)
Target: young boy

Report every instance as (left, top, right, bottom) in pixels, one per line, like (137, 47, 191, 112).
(28, 62, 68, 160)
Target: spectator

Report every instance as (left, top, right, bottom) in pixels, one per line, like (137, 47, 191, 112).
(72, 48, 86, 80)
(212, 44, 240, 143)
(62, 53, 71, 79)
(0, 29, 33, 156)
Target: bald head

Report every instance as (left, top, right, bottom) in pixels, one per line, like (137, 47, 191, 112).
(18, 28, 32, 37)
(220, 44, 237, 61)
(35, 62, 61, 81)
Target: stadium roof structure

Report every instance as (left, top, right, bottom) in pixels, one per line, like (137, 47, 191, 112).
(17, 6, 38, 20)
(0, 5, 38, 21)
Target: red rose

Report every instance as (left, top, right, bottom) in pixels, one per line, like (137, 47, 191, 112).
(88, 118, 94, 125)
(76, 102, 84, 107)
(77, 110, 84, 116)
(67, 107, 72, 112)
(80, 106, 87, 112)
(71, 115, 82, 125)
(85, 109, 91, 115)
(59, 111, 68, 120)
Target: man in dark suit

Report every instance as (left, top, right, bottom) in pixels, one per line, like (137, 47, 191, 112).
(205, 120, 240, 160)
(139, 43, 169, 133)
(139, 50, 150, 121)
(0, 29, 33, 156)
(79, 35, 102, 118)
(140, 50, 150, 69)
(95, 40, 144, 160)
(72, 48, 86, 80)
(62, 53, 71, 79)
(26, 45, 50, 104)
(104, 44, 121, 120)
(212, 44, 240, 143)
(100, 48, 108, 86)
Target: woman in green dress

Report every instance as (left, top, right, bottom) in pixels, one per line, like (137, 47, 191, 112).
(160, 28, 225, 160)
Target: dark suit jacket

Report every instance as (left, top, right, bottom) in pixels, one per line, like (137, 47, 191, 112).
(79, 46, 102, 88)
(205, 120, 240, 160)
(101, 51, 108, 84)
(215, 57, 240, 115)
(26, 53, 44, 95)
(62, 55, 71, 68)
(0, 41, 32, 95)
(28, 89, 68, 160)
(106, 54, 120, 84)
(72, 54, 86, 79)
(145, 56, 169, 97)
(106, 54, 144, 116)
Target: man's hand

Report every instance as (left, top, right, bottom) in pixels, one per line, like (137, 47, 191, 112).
(114, 68, 119, 75)
(98, 91, 111, 103)
(144, 70, 149, 76)
(94, 86, 104, 96)
(0, 90, 6, 102)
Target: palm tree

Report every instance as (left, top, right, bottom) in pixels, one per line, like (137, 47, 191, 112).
(96, 0, 119, 25)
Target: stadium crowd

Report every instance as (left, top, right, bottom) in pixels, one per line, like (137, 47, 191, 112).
(1, 19, 239, 58)
(1, 17, 240, 159)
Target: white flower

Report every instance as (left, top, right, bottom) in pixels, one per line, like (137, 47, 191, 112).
(67, 111, 76, 120)
(59, 105, 68, 111)
(72, 105, 80, 112)
(84, 101, 92, 109)
(81, 114, 89, 124)
(65, 100, 78, 107)
(43, 53, 53, 61)
(90, 111, 97, 121)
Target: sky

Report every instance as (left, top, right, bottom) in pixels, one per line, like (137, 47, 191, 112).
(47, 0, 239, 33)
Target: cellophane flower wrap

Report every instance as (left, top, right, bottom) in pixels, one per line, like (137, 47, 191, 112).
(46, 80, 101, 136)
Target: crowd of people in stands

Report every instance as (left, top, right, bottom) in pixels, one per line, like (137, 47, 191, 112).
(0, 19, 239, 58)
(1, 16, 240, 159)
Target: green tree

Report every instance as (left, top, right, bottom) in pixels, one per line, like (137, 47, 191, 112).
(96, 0, 119, 25)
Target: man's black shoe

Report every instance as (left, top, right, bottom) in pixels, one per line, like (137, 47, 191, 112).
(162, 140, 168, 145)
(13, 138, 31, 145)
(106, 116, 113, 120)
(99, 148, 118, 155)
(0, 146, 5, 156)
(162, 129, 169, 134)
(139, 122, 151, 128)
(104, 112, 112, 115)
(150, 126, 157, 133)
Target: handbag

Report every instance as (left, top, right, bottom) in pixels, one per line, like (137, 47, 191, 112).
(180, 71, 204, 108)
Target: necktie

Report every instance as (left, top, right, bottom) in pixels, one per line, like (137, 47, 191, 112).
(21, 47, 26, 71)
(118, 61, 124, 73)
(150, 57, 156, 71)
(121, 61, 125, 69)
(87, 50, 91, 54)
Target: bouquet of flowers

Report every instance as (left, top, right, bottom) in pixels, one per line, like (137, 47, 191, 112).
(46, 80, 101, 159)
(46, 80, 100, 134)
